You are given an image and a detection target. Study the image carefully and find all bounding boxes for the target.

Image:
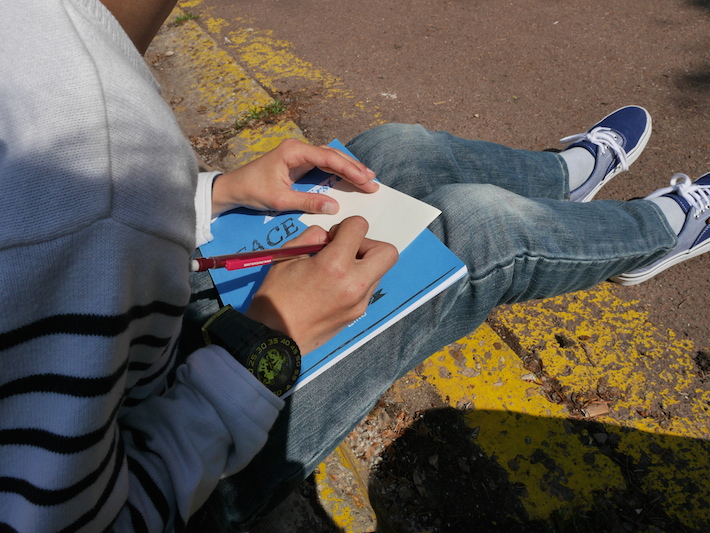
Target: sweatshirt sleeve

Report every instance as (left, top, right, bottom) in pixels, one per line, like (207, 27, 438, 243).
(0, 1, 283, 530)
(195, 171, 222, 247)
(117, 344, 284, 529)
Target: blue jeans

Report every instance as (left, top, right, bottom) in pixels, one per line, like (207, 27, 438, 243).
(185, 124, 676, 531)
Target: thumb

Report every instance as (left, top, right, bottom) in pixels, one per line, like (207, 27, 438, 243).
(283, 225, 330, 247)
(290, 191, 340, 215)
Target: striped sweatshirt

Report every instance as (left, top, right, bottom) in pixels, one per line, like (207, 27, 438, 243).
(0, 1, 284, 531)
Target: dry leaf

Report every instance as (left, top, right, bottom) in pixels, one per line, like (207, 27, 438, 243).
(412, 471, 427, 498)
(582, 402, 610, 418)
(457, 458, 471, 474)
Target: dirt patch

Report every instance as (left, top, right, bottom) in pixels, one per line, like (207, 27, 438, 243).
(184, 97, 301, 169)
(488, 319, 625, 421)
(695, 351, 710, 381)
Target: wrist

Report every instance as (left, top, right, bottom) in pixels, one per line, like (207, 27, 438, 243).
(210, 172, 234, 218)
(211, 170, 256, 217)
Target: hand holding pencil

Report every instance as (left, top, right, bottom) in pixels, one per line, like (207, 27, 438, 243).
(243, 218, 398, 354)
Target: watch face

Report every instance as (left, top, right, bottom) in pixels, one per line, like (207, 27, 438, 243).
(202, 306, 302, 396)
(248, 337, 301, 396)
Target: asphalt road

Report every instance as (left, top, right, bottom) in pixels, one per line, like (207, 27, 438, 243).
(186, 0, 710, 350)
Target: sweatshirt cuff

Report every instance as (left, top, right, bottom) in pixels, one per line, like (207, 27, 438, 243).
(185, 344, 285, 475)
(195, 171, 222, 247)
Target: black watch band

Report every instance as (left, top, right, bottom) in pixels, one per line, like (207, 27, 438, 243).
(201, 305, 301, 396)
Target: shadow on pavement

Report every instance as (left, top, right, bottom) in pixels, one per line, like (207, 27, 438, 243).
(368, 407, 710, 533)
(680, 1, 710, 93)
(679, 68, 710, 93)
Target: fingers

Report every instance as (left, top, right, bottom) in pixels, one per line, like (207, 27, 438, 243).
(282, 225, 330, 247)
(315, 145, 379, 193)
(357, 233, 399, 266)
(212, 139, 380, 216)
(276, 190, 340, 215)
(321, 216, 369, 257)
(322, 217, 399, 276)
(286, 217, 397, 275)
(210, 138, 378, 216)
(283, 140, 379, 193)
(354, 233, 399, 281)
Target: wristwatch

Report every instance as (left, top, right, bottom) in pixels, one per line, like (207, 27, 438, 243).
(201, 305, 301, 397)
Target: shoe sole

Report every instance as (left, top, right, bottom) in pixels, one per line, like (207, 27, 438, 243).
(612, 238, 710, 286)
(579, 109, 653, 203)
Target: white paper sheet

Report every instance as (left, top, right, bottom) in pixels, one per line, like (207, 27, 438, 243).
(299, 179, 441, 253)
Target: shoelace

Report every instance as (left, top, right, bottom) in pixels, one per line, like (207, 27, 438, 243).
(560, 127, 629, 171)
(647, 173, 710, 218)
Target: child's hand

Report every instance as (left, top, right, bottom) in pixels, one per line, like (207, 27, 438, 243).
(245, 217, 398, 355)
(211, 139, 378, 217)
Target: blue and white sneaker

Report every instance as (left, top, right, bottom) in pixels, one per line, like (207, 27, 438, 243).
(613, 173, 710, 286)
(561, 106, 652, 202)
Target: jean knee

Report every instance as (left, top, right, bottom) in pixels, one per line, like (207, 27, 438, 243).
(348, 123, 431, 161)
(428, 184, 534, 256)
(347, 123, 428, 158)
(432, 183, 524, 222)
(347, 124, 450, 189)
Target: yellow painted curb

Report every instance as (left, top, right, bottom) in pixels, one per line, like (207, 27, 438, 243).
(158, 8, 273, 127)
(224, 121, 307, 168)
(408, 319, 710, 529)
(152, 8, 307, 173)
(314, 445, 377, 532)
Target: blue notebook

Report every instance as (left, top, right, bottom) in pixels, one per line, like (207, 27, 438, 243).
(200, 142, 467, 395)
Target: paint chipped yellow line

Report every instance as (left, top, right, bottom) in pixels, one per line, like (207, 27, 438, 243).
(314, 444, 378, 532)
(205, 16, 229, 34)
(178, 6, 384, 125)
(420, 323, 628, 520)
(159, 8, 274, 128)
(419, 286, 710, 529)
(494, 283, 709, 440)
(224, 122, 307, 168)
(314, 459, 356, 530)
(178, 0, 203, 9)
(221, 23, 349, 94)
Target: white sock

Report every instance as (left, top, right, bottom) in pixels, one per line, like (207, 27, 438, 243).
(560, 147, 595, 191)
(649, 196, 686, 235)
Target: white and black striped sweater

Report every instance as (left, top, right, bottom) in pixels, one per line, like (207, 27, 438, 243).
(0, 1, 283, 531)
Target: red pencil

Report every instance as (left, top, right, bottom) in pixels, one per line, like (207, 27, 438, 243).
(190, 244, 327, 272)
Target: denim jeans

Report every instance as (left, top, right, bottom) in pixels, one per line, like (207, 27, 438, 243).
(185, 124, 676, 531)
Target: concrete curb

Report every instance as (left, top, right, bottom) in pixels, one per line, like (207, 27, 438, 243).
(148, 9, 306, 170)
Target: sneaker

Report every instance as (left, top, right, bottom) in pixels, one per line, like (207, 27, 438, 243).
(561, 106, 652, 202)
(613, 173, 710, 286)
